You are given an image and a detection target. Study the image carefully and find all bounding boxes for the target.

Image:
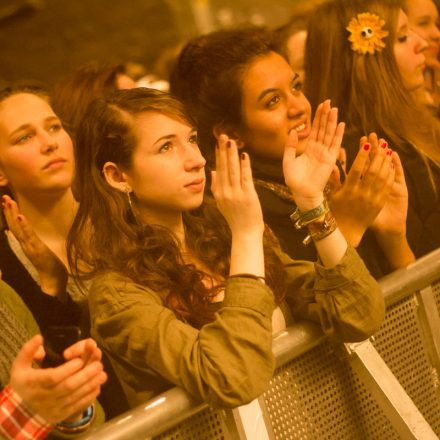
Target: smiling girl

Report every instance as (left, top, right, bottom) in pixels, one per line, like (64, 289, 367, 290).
(68, 87, 383, 408)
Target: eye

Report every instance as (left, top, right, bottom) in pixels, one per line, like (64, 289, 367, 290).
(397, 34, 408, 43)
(265, 94, 280, 109)
(159, 141, 173, 153)
(292, 81, 303, 93)
(14, 132, 33, 145)
(189, 133, 198, 144)
(48, 122, 62, 132)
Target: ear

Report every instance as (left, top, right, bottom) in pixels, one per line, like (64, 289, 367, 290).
(213, 123, 245, 149)
(102, 162, 132, 193)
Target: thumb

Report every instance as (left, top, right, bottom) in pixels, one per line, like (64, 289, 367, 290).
(12, 335, 44, 371)
(283, 130, 298, 166)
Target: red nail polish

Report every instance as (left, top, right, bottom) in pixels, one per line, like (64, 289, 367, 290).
(227, 141, 231, 148)
(17, 215, 23, 222)
(7, 202, 11, 208)
(363, 143, 370, 151)
(241, 152, 246, 160)
(387, 150, 392, 156)
(381, 141, 388, 149)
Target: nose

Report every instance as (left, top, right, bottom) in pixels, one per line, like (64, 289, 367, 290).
(184, 144, 206, 171)
(431, 23, 440, 42)
(38, 129, 58, 154)
(413, 30, 429, 53)
(287, 93, 306, 119)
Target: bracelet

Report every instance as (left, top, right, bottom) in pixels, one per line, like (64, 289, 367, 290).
(56, 404, 95, 434)
(290, 199, 329, 229)
(229, 273, 266, 284)
(303, 210, 338, 245)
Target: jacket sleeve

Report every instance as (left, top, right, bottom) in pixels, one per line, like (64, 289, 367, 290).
(88, 274, 276, 409)
(282, 245, 385, 342)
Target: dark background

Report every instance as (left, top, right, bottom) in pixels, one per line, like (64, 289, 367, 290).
(0, 0, 297, 86)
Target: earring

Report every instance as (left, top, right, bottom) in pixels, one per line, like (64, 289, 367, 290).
(124, 185, 134, 209)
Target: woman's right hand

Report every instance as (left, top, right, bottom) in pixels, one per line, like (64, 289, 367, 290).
(211, 134, 264, 238)
(1, 195, 67, 299)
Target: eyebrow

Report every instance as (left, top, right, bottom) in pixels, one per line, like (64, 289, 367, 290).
(153, 134, 176, 146)
(257, 73, 300, 102)
(9, 116, 60, 137)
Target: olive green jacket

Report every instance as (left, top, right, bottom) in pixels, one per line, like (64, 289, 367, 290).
(88, 246, 384, 409)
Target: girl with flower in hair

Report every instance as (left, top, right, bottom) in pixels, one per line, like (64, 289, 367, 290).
(170, 26, 414, 277)
(305, 0, 440, 261)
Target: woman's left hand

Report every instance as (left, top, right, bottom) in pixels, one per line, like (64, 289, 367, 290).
(283, 100, 345, 211)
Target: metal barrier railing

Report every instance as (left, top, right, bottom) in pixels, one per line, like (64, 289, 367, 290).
(80, 248, 440, 440)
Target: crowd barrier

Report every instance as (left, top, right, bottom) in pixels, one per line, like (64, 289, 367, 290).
(80, 248, 440, 440)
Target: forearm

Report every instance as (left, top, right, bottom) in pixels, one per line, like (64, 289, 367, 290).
(230, 232, 265, 278)
(313, 227, 348, 268)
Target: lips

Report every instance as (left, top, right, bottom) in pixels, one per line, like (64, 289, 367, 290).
(42, 158, 67, 170)
(289, 120, 310, 139)
(185, 177, 205, 191)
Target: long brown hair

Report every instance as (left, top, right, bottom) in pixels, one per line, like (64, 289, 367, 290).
(305, 0, 440, 167)
(68, 87, 285, 328)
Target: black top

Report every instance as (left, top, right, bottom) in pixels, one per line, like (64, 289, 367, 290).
(0, 230, 81, 334)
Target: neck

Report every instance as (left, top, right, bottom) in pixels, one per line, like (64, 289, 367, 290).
(15, 189, 77, 265)
(138, 207, 186, 245)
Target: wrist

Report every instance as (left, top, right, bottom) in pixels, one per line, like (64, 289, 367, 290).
(56, 404, 95, 434)
(292, 194, 325, 212)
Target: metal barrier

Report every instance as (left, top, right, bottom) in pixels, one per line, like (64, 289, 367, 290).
(80, 248, 440, 440)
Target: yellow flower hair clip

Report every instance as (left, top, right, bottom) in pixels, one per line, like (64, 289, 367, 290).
(346, 12, 389, 55)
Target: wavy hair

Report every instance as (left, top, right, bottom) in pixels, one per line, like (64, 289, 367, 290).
(68, 87, 285, 328)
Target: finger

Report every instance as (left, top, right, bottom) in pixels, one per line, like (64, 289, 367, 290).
(339, 147, 347, 173)
(391, 151, 406, 185)
(368, 133, 379, 153)
(282, 130, 298, 172)
(215, 134, 229, 190)
(316, 100, 331, 143)
(64, 339, 101, 364)
(239, 152, 255, 190)
(346, 141, 371, 185)
(322, 107, 338, 148)
(36, 358, 84, 388)
(210, 170, 217, 195)
(55, 361, 106, 398)
(308, 101, 324, 142)
(12, 335, 44, 371)
(226, 138, 241, 188)
(361, 141, 389, 188)
(329, 121, 345, 158)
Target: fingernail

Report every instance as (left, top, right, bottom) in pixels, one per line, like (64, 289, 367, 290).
(227, 141, 231, 148)
(241, 152, 246, 160)
(7, 202, 11, 208)
(17, 215, 23, 222)
(381, 141, 388, 149)
(387, 149, 392, 156)
(1, 203, 4, 210)
(363, 143, 370, 151)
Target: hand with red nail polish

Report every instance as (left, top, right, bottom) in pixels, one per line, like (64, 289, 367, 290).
(1, 195, 67, 299)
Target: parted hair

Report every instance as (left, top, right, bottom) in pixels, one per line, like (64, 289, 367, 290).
(68, 87, 286, 328)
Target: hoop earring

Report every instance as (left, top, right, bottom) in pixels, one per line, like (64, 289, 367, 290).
(125, 186, 134, 210)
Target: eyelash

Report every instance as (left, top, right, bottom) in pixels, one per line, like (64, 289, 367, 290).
(397, 34, 408, 43)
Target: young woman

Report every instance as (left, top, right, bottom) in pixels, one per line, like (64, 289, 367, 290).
(169, 26, 413, 277)
(0, 86, 81, 330)
(68, 87, 383, 408)
(305, 0, 440, 260)
(406, 0, 440, 108)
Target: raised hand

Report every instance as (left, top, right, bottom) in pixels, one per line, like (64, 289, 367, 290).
(9, 335, 107, 424)
(211, 134, 265, 277)
(1, 195, 67, 299)
(283, 100, 345, 210)
(329, 134, 395, 246)
(211, 135, 264, 238)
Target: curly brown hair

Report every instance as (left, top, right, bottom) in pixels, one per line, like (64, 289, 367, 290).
(68, 87, 286, 328)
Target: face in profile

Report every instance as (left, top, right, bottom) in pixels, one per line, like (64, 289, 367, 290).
(406, 0, 440, 61)
(121, 112, 206, 223)
(236, 51, 312, 159)
(0, 93, 74, 197)
(394, 9, 428, 90)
